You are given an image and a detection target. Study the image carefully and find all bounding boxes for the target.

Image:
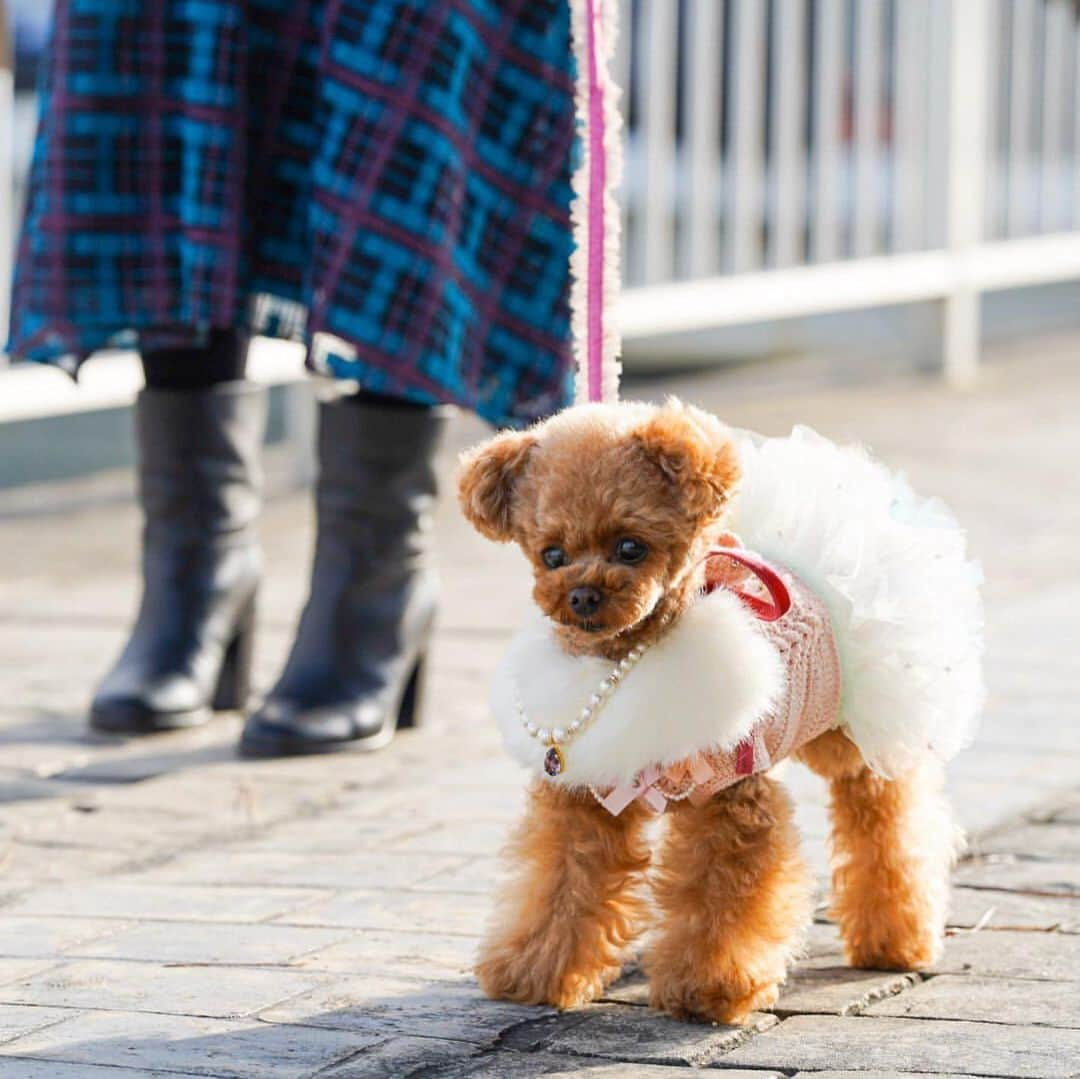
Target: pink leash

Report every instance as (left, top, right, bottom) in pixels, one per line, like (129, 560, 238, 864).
(583, 0, 607, 403)
(573, 0, 620, 405)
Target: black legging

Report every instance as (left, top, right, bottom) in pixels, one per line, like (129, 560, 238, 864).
(141, 328, 248, 389)
(141, 328, 429, 410)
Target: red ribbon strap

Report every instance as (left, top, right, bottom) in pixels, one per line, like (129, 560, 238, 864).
(706, 547, 791, 623)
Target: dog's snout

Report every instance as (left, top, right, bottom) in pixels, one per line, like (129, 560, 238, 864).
(569, 586, 603, 618)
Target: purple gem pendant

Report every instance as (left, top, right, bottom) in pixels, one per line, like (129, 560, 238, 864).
(543, 744, 565, 777)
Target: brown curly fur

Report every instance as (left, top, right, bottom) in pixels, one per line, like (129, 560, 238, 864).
(458, 401, 739, 661)
(475, 781, 652, 1008)
(647, 774, 814, 1024)
(459, 400, 956, 1019)
(798, 729, 957, 970)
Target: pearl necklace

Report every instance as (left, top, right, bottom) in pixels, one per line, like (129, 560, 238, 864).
(514, 641, 648, 778)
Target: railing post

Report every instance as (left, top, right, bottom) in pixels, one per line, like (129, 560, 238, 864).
(942, 0, 991, 386)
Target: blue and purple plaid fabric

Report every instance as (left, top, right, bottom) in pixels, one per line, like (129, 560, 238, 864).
(10, 0, 577, 426)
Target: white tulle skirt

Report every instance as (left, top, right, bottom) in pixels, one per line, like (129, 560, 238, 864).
(727, 426, 985, 777)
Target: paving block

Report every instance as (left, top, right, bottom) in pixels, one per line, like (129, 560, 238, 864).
(0, 962, 57, 990)
(866, 973, 1080, 1028)
(772, 966, 918, 1016)
(0, 917, 121, 959)
(71, 768, 330, 824)
(410, 857, 502, 894)
(599, 967, 649, 1006)
(0, 843, 131, 888)
(280, 888, 491, 937)
(260, 976, 545, 1045)
(974, 822, 1080, 859)
(954, 856, 1079, 897)
(318, 1035, 479, 1077)
(296, 927, 477, 979)
(0, 716, 99, 777)
(538, 1003, 776, 1066)
(948, 886, 1080, 932)
(804, 920, 845, 956)
(723, 1014, 1080, 1077)
(6, 882, 325, 923)
(384, 819, 513, 856)
(0, 1009, 376, 1078)
(791, 1073, 973, 1079)
(0, 1004, 72, 1046)
(496, 1010, 595, 1052)
(437, 1050, 780, 1078)
(5, 800, 217, 852)
(930, 929, 1080, 981)
(145, 849, 465, 891)
(1027, 791, 1080, 825)
(71, 922, 349, 966)
(340, 785, 523, 824)
(230, 815, 417, 854)
(0, 1061, 184, 1078)
(0, 960, 327, 1020)
(0, 773, 71, 804)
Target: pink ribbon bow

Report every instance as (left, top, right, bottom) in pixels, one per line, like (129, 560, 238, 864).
(599, 764, 668, 816)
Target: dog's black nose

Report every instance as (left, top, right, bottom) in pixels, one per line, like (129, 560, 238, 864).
(569, 586, 603, 618)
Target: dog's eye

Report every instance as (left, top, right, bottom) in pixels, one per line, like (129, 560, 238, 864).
(615, 538, 648, 564)
(541, 546, 568, 569)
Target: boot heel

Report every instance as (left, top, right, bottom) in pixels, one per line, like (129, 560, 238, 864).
(396, 653, 428, 730)
(213, 598, 256, 711)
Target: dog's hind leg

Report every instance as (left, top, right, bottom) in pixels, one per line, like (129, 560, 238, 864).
(646, 773, 814, 1024)
(475, 780, 651, 1009)
(798, 728, 959, 970)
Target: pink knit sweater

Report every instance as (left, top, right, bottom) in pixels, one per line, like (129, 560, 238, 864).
(595, 549, 842, 815)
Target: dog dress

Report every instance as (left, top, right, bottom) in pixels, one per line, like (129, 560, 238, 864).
(595, 549, 842, 815)
(492, 546, 841, 816)
(490, 427, 984, 808)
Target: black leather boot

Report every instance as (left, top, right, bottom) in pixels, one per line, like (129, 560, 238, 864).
(239, 396, 449, 757)
(90, 382, 266, 733)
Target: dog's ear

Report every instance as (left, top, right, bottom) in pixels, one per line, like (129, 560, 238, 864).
(457, 430, 537, 542)
(633, 400, 740, 521)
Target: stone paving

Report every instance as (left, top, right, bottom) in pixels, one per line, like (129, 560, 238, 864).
(0, 337, 1078, 1077)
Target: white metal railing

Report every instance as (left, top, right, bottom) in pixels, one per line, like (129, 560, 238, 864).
(617, 0, 1080, 381)
(1, 0, 1079, 431)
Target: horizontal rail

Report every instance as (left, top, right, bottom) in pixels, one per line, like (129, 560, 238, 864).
(617, 231, 1080, 339)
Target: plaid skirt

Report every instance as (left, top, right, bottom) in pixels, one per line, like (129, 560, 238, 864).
(10, 0, 577, 427)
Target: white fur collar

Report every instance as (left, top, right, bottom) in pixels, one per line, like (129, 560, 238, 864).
(490, 588, 785, 788)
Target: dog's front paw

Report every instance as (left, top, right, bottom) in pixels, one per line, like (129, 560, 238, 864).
(476, 940, 619, 1010)
(649, 970, 779, 1025)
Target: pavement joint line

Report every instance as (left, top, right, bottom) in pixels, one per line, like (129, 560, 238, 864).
(950, 883, 1077, 900)
(0, 989, 335, 1026)
(305, 1035, 399, 1078)
(0, 1010, 76, 1048)
(0, 1058, 207, 1078)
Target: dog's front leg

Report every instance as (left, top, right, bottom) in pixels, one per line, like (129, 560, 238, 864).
(646, 774, 813, 1024)
(476, 780, 651, 1009)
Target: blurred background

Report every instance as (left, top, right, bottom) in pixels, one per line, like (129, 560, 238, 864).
(0, 0, 1078, 492)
